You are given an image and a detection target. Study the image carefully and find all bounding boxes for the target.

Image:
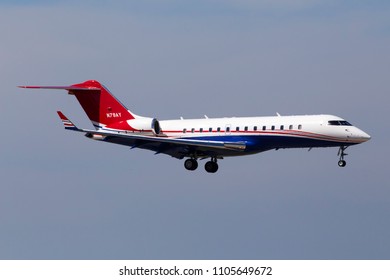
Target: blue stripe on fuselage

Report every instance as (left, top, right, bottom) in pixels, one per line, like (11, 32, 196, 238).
(181, 134, 354, 153)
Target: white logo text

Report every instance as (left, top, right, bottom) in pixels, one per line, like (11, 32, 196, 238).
(106, 112, 122, 118)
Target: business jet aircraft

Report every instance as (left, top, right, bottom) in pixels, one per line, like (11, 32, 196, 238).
(20, 80, 370, 173)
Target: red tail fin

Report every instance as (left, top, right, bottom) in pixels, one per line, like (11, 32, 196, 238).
(69, 80, 135, 127)
(19, 80, 137, 128)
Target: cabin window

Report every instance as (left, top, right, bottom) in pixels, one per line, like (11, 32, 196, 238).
(289, 125, 293, 130)
(217, 127, 221, 132)
(271, 125, 275, 130)
(191, 128, 195, 133)
(262, 126, 266, 131)
(298, 125, 302, 130)
(280, 125, 284, 130)
(200, 128, 203, 133)
(183, 128, 186, 133)
(236, 126, 240, 132)
(254, 126, 257, 131)
(226, 127, 230, 132)
(244, 126, 248, 131)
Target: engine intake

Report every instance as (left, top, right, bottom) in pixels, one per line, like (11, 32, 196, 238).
(152, 118, 161, 135)
(127, 118, 162, 135)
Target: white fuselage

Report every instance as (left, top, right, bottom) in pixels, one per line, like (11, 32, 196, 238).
(161, 114, 366, 141)
(107, 113, 370, 158)
(160, 115, 370, 152)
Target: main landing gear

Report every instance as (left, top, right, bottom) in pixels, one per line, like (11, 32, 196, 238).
(184, 158, 198, 171)
(184, 157, 219, 173)
(337, 146, 348, 167)
(204, 158, 219, 173)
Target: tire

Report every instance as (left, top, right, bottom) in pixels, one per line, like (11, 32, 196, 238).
(338, 160, 346, 167)
(205, 161, 218, 173)
(184, 159, 198, 171)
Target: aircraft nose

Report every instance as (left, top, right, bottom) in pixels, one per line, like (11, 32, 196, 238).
(361, 131, 371, 141)
(355, 129, 371, 143)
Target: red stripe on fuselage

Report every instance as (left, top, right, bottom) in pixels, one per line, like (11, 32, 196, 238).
(159, 129, 348, 142)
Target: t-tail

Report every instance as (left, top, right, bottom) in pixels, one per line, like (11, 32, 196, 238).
(19, 80, 138, 129)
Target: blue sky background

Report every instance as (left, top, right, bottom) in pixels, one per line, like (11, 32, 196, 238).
(1, 0, 389, 259)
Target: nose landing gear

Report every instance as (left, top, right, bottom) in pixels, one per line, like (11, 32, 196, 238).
(337, 146, 348, 167)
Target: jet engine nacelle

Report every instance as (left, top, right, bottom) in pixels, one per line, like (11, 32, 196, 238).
(127, 118, 162, 135)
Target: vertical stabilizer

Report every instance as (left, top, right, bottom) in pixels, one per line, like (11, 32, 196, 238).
(69, 80, 135, 128)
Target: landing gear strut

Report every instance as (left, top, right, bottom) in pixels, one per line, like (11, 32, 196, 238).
(205, 158, 219, 173)
(184, 158, 198, 171)
(337, 146, 348, 167)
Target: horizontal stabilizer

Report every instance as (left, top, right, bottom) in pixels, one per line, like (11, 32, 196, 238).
(19, 80, 136, 126)
(18, 85, 100, 91)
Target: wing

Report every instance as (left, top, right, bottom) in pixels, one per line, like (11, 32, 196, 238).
(56, 111, 246, 159)
(89, 130, 247, 159)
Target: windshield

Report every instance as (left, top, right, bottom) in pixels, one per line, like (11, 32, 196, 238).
(328, 120, 352, 126)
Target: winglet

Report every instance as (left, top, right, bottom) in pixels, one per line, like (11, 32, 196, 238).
(57, 111, 81, 131)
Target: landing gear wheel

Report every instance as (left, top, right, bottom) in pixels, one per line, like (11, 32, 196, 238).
(184, 159, 198, 171)
(337, 146, 348, 168)
(205, 161, 218, 173)
(338, 160, 346, 167)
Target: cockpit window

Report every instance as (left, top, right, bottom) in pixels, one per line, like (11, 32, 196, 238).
(328, 120, 352, 126)
(340, 121, 352, 126)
